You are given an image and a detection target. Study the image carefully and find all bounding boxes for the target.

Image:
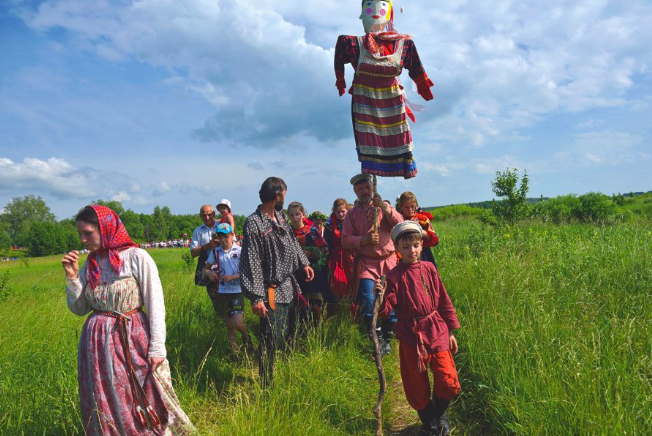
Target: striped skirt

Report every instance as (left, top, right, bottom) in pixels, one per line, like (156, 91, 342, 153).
(351, 80, 417, 179)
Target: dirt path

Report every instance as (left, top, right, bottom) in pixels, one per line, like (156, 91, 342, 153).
(384, 349, 473, 436)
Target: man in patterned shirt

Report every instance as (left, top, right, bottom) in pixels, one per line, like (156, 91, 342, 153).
(240, 176, 314, 386)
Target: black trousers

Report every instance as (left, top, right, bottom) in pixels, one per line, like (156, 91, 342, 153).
(259, 302, 291, 387)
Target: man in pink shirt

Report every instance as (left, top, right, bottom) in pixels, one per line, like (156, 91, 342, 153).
(342, 174, 403, 354)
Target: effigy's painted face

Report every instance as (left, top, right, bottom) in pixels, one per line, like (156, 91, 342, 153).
(360, 0, 392, 33)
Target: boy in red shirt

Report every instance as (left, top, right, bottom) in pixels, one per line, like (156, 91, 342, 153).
(375, 221, 461, 436)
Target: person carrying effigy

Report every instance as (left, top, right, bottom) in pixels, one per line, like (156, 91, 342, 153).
(342, 174, 403, 355)
(239, 177, 314, 386)
(375, 221, 461, 436)
(334, 0, 435, 179)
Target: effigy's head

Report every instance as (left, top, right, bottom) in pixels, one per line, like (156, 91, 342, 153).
(360, 0, 393, 33)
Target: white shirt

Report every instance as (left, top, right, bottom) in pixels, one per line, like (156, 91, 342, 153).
(190, 222, 218, 250)
(206, 244, 242, 294)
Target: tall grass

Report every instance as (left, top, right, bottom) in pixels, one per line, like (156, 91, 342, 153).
(2, 219, 651, 435)
(434, 220, 652, 435)
(0, 250, 396, 435)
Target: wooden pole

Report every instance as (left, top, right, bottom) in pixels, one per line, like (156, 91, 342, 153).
(371, 275, 387, 436)
(373, 175, 379, 234)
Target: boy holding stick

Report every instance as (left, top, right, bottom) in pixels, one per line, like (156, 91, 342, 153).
(375, 221, 461, 436)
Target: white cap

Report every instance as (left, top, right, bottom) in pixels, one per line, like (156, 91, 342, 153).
(390, 221, 422, 243)
(217, 199, 232, 211)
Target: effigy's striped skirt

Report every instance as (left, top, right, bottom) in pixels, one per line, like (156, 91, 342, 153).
(351, 79, 417, 179)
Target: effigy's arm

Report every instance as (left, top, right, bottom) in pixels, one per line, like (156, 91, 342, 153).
(403, 40, 434, 101)
(334, 35, 360, 96)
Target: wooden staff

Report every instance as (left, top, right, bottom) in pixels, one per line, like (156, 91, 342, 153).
(371, 275, 387, 436)
(372, 175, 379, 234)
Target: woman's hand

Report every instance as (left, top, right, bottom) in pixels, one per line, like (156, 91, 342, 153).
(61, 250, 80, 279)
(449, 334, 458, 355)
(148, 357, 165, 373)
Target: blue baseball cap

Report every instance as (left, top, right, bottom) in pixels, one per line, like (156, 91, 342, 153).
(216, 223, 233, 234)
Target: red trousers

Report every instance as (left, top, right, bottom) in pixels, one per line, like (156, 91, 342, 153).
(399, 341, 461, 411)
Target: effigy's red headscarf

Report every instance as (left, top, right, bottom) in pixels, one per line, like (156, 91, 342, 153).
(86, 205, 138, 290)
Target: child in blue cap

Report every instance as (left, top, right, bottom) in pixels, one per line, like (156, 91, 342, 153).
(204, 223, 253, 359)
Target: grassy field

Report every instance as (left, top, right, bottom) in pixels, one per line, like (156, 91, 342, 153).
(1, 219, 651, 435)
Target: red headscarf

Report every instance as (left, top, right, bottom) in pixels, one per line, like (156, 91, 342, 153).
(86, 205, 138, 290)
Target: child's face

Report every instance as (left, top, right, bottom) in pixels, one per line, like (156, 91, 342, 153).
(399, 199, 418, 219)
(334, 205, 347, 222)
(217, 232, 234, 248)
(397, 236, 422, 264)
(217, 205, 229, 215)
(314, 219, 324, 231)
(288, 207, 304, 227)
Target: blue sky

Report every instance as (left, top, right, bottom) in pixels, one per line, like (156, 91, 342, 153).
(1, 0, 651, 220)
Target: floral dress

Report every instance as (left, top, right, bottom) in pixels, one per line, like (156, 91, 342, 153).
(66, 247, 194, 435)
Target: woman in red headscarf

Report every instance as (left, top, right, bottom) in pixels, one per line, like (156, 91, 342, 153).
(61, 205, 194, 435)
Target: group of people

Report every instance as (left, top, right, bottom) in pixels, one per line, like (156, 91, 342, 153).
(60, 175, 460, 436)
(140, 239, 191, 249)
(190, 176, 460, 435)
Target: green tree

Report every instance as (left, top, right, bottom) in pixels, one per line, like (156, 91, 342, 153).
(491, 168, 530, 225)
(91, 199, 126, 216)
(0, 222, 12, 254)
(26, 222, 68, 257)
(152, 206, 172, 240)
(121, 210, 145, 241)
(2, 195, 57, 247)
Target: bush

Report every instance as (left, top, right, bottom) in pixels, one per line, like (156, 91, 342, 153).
(491, 168, 530, 225)
(574, 192, 617, 222)
(532, 192, 625, 224)
(531, 195, 579, 223)
(429, 204, 487, 222)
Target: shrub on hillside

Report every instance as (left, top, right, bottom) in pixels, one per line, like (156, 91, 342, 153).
(430, 204, 488, 221)
(532, 192, 626, 223)
(575, 192, 618, 222)
(531, 195, 578, 223)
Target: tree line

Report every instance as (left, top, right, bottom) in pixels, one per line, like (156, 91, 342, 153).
(0, 196, 246, 257)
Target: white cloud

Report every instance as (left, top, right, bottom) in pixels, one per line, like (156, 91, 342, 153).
(2, 0, 650, 216)
(111, 191, 132, 202)
(0, 157, 96, 198)
(0, 157, 148, 206)
(152, 182, 171, 196)
(573, 130, 644, 165)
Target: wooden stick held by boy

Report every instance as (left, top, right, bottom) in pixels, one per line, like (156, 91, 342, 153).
(371, 274, 387, 436)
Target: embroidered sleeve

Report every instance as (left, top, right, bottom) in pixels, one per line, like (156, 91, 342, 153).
(132, 248, 167, 359)
(66, 261, 91, 316)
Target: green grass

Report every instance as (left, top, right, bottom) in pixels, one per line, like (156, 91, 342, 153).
(0, 250, 398, 435)
(1, 220, 651, 435)
(433, 220, 652, 435)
